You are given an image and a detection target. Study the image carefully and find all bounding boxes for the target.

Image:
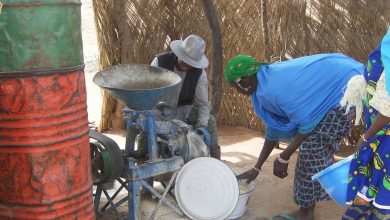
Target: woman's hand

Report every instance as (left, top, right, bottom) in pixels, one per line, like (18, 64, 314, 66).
(357, 113, 390, 148)
(273, 157, 289, 178)
(236, 168, 260, 183)
(356, 137, 366, 149)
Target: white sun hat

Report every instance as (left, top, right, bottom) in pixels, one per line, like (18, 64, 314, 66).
(170, 35, 209, 69)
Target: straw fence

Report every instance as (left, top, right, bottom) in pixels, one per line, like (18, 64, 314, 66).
(92, 0, 390, 147)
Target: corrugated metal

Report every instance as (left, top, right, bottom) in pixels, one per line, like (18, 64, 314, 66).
(0, 69, 94, 219)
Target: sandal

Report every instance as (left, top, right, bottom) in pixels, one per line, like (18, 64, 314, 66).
(270, 213, 297, 220)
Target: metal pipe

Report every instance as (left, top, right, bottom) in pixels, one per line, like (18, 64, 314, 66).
(147, 115, 159, 161)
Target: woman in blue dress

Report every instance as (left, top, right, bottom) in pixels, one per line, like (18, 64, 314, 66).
(342, 30, 390, 220)
(224, 53, 364, 220)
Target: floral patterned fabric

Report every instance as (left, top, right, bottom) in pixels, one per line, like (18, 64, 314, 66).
(343, 197, 390, 220)
(346, 43, 390, 212)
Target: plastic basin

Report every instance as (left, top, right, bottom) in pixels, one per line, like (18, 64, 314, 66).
(312, 154, 353, 206)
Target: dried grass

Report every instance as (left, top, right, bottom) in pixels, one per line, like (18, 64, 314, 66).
(92, 0, 389, 147)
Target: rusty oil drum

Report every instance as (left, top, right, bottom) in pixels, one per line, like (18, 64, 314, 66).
(0, 0, 94, 219)
(0, 0, 84, 72)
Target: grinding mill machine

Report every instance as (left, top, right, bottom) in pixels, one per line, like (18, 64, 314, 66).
(91, 64, 210, 219)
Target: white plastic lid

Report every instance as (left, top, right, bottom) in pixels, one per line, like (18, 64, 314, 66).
(175, 157, 239, 220)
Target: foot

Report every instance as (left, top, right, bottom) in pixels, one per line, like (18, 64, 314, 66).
(271, 210, 315, 220)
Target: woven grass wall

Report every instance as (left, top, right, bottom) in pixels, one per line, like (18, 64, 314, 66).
(92, 0, 390, 146)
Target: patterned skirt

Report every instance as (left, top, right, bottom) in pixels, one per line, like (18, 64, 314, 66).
(293, 107, 353, 208)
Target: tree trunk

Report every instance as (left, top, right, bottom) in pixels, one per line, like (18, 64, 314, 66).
(261, 0, 270, 62)
(200, 0, 223, 115)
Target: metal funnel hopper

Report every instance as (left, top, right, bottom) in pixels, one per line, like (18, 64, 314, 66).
(93, 64, 181, 110)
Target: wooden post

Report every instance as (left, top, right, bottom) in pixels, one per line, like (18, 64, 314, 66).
(165, 0, 180, 41)
(261, 0, 270, 62)
(200, 0, 223, 115)
(114, 0, 133, 65)
(109, 0, 134, 130)
(301, 0, 309, 54)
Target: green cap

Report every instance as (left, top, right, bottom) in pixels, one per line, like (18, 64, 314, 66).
(224, 55, 267, 83)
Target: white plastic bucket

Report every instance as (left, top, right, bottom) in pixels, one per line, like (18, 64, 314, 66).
(227, 180, 255, 219)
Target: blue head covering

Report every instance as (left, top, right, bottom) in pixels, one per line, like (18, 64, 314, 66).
(381, 27, 390, 95)
(251, 53, 364, 141)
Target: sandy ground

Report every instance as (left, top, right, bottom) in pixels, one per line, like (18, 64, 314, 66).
(95, 128, 347, 220)
(81, 1, 347, 219)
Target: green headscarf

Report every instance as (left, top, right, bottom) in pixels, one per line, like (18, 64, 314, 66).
(224, 54, 268, 83)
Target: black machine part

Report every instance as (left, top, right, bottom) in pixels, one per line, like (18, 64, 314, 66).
(89, 129, 125, 184)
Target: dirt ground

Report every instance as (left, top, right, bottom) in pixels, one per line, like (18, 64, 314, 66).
(97, 128, 348, 220)
(81, 1, 349, 219)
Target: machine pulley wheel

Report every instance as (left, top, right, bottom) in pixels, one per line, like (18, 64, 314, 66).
(89, 130, 125, 184)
